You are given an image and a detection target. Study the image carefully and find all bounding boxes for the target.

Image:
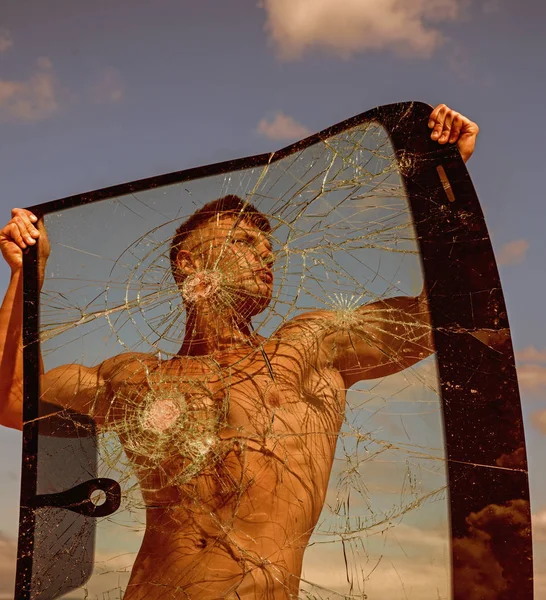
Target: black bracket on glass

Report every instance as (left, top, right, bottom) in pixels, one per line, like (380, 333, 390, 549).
(30, 478, 121, 518)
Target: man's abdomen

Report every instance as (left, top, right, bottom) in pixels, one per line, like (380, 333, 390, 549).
(125, 494, 308, 599)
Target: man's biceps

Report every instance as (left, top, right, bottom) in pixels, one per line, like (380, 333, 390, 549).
(41, 364, 102, 405)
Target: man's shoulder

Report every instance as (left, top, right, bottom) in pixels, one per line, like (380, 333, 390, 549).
(274, 309, 334, 341)
(98, 351, 159, 379)
(279, 309, 333, 327)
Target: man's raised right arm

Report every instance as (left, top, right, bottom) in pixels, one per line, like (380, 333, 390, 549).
(0, 209, 107, 430)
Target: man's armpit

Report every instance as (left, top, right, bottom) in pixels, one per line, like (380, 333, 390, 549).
(328, 328, 388, 381)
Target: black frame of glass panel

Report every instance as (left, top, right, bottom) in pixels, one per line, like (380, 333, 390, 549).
(18, 101, 533, 599)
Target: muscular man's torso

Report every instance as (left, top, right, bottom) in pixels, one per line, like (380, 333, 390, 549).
(100, 317, 346, 599)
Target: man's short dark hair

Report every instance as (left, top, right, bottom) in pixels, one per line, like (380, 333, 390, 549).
(169, 195, 271, 278)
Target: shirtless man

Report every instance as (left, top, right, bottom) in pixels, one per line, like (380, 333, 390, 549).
(0, 105, 479, 599)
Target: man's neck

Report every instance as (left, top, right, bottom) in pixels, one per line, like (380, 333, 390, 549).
(178, 305, 256, 356)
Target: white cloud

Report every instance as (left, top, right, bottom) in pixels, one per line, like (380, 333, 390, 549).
(0, 57, 58, 123)
(517, 364, 546, 393)
(261, 0, 470, 61)
(497, 239, 529, 266)
(90, 67, 125, 105)
(257, 111, 311, 141)
(516, 346, 546, 363)
(0, 29, 13, 54)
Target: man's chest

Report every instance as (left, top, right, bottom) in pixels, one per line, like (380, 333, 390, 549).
(108, 346, 345, 440)
(105, 348, 345, 503)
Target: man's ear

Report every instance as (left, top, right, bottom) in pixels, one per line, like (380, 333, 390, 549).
(175, 249, 197, 282)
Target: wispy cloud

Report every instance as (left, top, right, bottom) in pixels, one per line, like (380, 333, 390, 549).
(534, 507, 546, 541)
(90, 67, 125, 105)
(0, 57, 58, 123)
(0, 29, 13, 54)
(516, 346, 546, 363)
(515, 346, 546, 393)
(261, 0, 472, 61)
(0, 40, 124, 122)
(531, 409, 546, 435)
(302, 542, 449, 598)
(496, 239, 529, 265)
(0, 531, 16, 597)
(257, 111, 311, 141)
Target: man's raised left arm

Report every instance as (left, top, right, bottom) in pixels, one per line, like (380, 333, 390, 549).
(327, 105, 479, 387)
(328, 289, 432, 388)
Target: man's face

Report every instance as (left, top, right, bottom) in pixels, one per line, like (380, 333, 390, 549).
(177, 215, 275, 318)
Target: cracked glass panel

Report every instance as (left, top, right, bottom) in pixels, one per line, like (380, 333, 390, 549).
(20, 108, 530, 600)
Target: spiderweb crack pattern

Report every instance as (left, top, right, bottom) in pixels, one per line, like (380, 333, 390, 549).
(34, 120, 450, 599)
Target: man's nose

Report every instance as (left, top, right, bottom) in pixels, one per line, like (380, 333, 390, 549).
(260, 251, 274, 266)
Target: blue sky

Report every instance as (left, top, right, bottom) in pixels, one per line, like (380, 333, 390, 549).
(1, 0, 545, 596)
